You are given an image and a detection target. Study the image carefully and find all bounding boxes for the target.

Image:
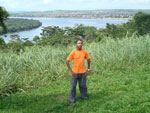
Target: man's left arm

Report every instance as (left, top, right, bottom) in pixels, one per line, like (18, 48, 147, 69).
(86, 59, 90, 76)
(85, 51, 91, 76)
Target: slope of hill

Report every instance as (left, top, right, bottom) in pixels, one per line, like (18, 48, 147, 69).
(0, 35, 150, 112)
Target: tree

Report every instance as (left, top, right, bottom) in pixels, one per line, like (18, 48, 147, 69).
(22, 38, 34, 46)
(84, 26, 97, 42)
(0, 37, 7, 49)
(133, 12, 150, 35)
(0, 6, 9, 34)
(33, 35, 40, 44)
(40, 26, 63, 37)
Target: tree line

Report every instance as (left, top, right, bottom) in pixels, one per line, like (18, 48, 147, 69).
(32, 12, 150, 45)
(0, 6, 150, 54)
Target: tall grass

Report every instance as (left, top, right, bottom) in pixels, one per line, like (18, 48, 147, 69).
(0, 35, 150, 98)
(88, 35, 150, 73)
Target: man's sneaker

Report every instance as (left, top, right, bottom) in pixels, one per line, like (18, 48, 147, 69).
(69, 101, 75, 106)
(81, 97, 88, 100)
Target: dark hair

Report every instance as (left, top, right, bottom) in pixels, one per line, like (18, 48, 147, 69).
(75, 39, 83, 44)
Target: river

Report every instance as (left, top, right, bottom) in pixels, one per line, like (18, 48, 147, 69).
(2, 17, 128, 43)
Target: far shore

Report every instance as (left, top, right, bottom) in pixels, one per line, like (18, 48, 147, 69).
(10, 16, 131, 20)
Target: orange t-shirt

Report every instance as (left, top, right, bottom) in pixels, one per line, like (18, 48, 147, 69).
(66, 48, 91, 74)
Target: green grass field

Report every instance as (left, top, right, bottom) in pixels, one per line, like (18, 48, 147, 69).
(0, 35, 150, 113)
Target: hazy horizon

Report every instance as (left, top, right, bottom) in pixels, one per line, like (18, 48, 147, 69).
(0, 0, 150, 12)
(8, 9, 150, 13)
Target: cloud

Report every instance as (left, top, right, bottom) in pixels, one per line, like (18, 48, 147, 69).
(136, 0, 150, 2)
(67, 0, 97, 3)
(0, 0, 19, 9)
(0, 0, 150, 11)
(43, 0, 53, 4)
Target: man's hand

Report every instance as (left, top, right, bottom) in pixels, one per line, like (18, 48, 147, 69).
(85, 69, 90, 76)
(71, 71, 77, 77)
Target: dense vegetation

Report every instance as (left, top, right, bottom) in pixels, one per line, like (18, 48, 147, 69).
(0, 18, 42, 35)
(0, 35, 150, 112)
(1, 12, 150, 54)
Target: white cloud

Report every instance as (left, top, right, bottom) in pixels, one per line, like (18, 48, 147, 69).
(67, 0, 97, 3)
(0, 0, 150, 11)
(0, 0, 18, 9)
(136, 0, 150, 2)
(43, 0, 53, 4)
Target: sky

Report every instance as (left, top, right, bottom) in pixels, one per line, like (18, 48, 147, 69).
(0, 0, 150, 12)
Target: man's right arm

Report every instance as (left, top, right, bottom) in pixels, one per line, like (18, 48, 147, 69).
(66, 60, 72, 73)
(66, 60, 77, 76)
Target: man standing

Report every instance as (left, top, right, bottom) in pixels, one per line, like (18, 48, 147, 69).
(66, 39, 91, 104)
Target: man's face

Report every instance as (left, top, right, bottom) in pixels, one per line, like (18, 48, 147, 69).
(76, 40, 83, 49)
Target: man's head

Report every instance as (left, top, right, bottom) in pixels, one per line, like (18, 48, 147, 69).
(75, 39, 83, 50)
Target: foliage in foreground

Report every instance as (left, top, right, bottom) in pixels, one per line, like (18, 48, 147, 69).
(0, 65, 150, 113)
(0, 35, 150, 99)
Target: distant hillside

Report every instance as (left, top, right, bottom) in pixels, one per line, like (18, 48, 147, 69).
(0, 18, 42, 35)
(10, 9, 150, 19)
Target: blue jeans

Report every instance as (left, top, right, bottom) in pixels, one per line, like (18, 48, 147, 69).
(69, 72, 87, 102)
